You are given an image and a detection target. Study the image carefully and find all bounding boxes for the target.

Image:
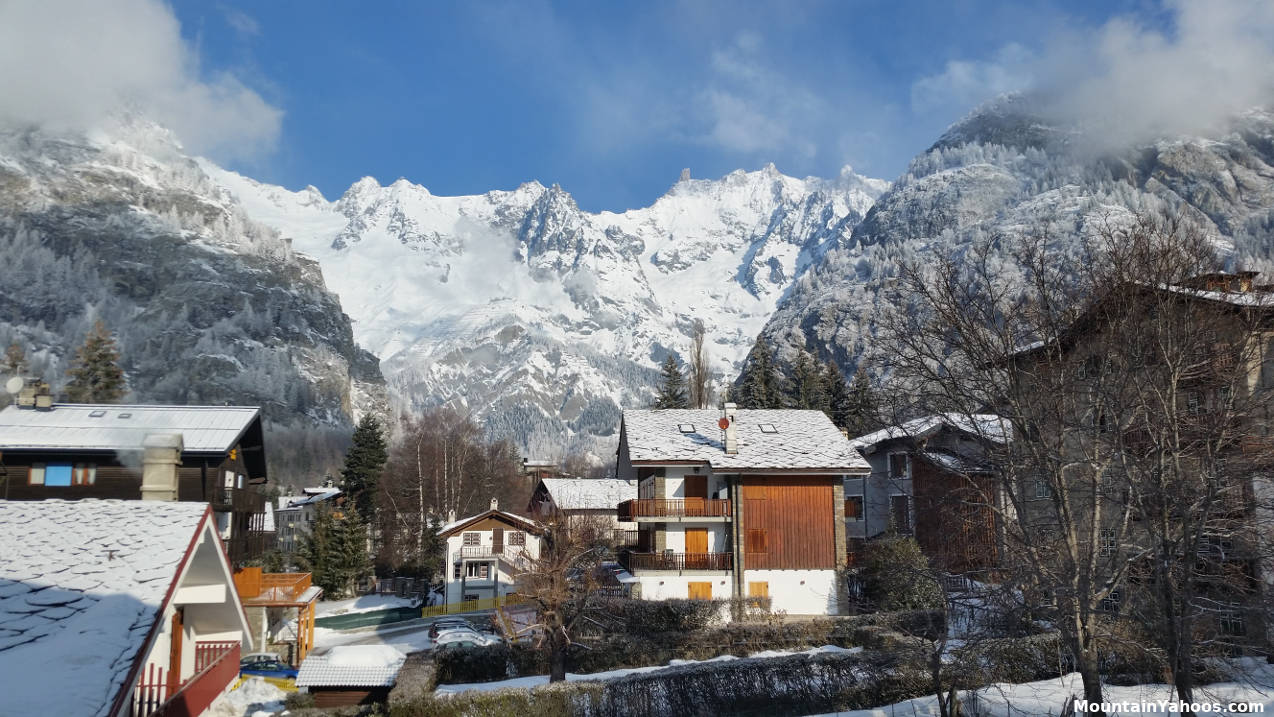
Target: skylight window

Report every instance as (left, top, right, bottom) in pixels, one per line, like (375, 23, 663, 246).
(88, 410, 106, 418)
(117, 412, 132, 419)
(759, 424, 778, 434)
(677, 424, 696, 433)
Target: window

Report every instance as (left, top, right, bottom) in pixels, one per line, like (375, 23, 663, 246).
(745, 529, 768, 553)
(758, 423, 778, 434)
(1220, 608, 1246, 637)
(1187, 392, 1202, 415)
(453, 563, 461, 580)
(687, 581, 712, 600)
(44, 462, 73, 487)
(677, 424, 695, 433)
(1078, 355, 1102, 380)
(462, 532, 480, 547)
(1034, 480, 1052, 500)
(463, 593, 479, 602)
(888, 453, 909, 479)
(747, 581, 769, 598)
(845, 496, 863, 521)
(508, 531, 526, 546)
(27, 463, 45, 485)
(890, 495, 911, 533)
(466, 562, 490, 579)
(1099, 589, 1122, 614)
(1099, 528, 1116, 557)
(72, 464, 96, 486)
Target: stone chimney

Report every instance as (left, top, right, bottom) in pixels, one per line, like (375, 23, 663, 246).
(722, 402, 738, 455)
(490, 497, 499, 511)
(140, 433, 183, 501)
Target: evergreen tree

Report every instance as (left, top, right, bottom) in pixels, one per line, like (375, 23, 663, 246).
(738, 336, 782, 409)
(824, 362, 852, 429)
(341, 414, 388, 524)
(653, 355, 688, 408)
(298, 506, 370, 598)
(64, 320, 126, 403)
(3, 342, 27, 377)
(845, 369, 880, 438)
(790, 351, 826, 410)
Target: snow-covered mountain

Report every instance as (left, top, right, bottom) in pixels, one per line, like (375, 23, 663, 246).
(0, 117, 384, 481)
(206, 162, 888, 457)
(757, 95, 1274, 378)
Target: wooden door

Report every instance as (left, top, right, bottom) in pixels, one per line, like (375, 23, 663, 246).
(492, 527, 504, 554)
(687, 581, 712, 600)
(683, 475, 707, 515)
(167, 608, 183, 694)
(685, 528, 708, 569)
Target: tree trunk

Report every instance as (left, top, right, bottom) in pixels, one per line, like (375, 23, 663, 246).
(1077, 649, 1104, 716)
(549, 641, 567, 682)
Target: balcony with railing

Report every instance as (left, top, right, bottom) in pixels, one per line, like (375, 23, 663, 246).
(130, 640, 240, 717)
(620, 551, 732, 572)
(617, 498, 732, 522)
(458, 544, 530, 570)
(208, 486, 267, 514)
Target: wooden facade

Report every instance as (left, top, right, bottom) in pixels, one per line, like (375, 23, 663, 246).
(911, 457, 999, 573)
(740, 476, 837, 570)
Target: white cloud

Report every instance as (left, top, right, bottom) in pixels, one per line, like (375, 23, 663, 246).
(0, 0, 281, 161)
(910, 43, 1034, 114)
(219, 4, 261, 38)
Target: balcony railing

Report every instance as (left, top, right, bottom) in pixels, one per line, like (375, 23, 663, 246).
(618, 498, 732, 521)
(209, 486, 267, 514)
(620, 551, 732, 572)
(236, 568, 314, 603)
(458, 545, 530, 570)
(130, 641, 239, 717)
(224, 530, 270, 567)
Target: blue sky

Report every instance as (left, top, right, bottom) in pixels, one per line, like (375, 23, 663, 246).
(166, 0, 1167, 212)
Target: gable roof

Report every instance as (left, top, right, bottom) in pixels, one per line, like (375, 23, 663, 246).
(0, 403, 261, 455)
(0, 499, 211, 717)
(621, 409, 870, 473)
(438, 509, 545, 537)
(296, 645, 406, 688)
(536, 478, 637, 510)
(849, 413, 1010, 452)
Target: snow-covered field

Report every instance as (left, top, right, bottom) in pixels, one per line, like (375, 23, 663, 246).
(205, 677, 288, 717)
(812, 660, 1274, 717)
(434, 645, 862, 695)
(314, 594, 418, 617)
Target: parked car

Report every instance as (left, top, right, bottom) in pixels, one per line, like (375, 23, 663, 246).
(433, 628, 500, 648)
(428, 617, 474, 639)
(239, 652, 299, 679)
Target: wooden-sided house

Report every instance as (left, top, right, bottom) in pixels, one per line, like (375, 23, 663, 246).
(847, 413, 1010, 573)
(615, 403, 870, 615)
(0, 396, 271, 565)
(438, 499, 546, 605)
(0, 499, 252, 717)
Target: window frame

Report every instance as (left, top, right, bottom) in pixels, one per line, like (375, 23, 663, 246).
(462, 532, 481, 547)
(845, 495, 864, 521)
(889, 494, 912, 534)
(887, 453, 910, 480)
(27, 463, 46, 485)
(508, 531, 526, 546)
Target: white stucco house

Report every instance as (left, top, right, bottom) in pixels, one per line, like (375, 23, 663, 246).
(437, 499, 546, 604)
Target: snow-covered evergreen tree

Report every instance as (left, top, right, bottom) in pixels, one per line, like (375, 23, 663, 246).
(653, 355, 688, 409)
(64, 320, 126, 403)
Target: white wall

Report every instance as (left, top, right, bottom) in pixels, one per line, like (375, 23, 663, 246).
(635, 575, 735, 601)
(443, 527, 543, 604)
(661, 524, 730, 552)
(743, 569, 840, 615)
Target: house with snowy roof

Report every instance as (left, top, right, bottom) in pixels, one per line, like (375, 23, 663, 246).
(295, 644, 406, 708)
(0, 396, 271, 565)
(274, 486, 345, 554)
(847, 413, 1010, 573)
(438, 499, 546, 605)
(615, 403, 869, 615)
(0, 499, 252, 717)
(527, 476, 638, 542)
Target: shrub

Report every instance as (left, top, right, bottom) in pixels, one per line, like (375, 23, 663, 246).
(858, 535, 944, 612)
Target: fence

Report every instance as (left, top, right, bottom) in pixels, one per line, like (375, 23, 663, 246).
(620, 551, 732, 572)
(129, 641, 240, 717)
(420, 594, 526, 618)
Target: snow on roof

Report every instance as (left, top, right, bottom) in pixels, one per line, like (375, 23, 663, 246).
(922, 449, 992, 474)
(288, 489, 341, 507)
(0, 499, 209, 717)
(296, 645, 406, 688)
(849, 413, 1011, 451)
(0, 403, 260, 454)
(438, 509, 543, 537)
(539, 478, 637, 510)
(622, 409, 870, 473)
(1156, 283, 1274, 307)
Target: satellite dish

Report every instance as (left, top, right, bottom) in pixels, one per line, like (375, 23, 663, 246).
(4, 377, 22, 395)
(717, 417, 730, 430)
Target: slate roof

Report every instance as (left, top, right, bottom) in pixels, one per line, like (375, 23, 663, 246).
(0, 403, 260, 454)
(0, 499, 209, 717)
(621, 409, 870, 473)
(849, 413, 1011, 451)
(538, 478, 637, 510)
(296, 645, 406, 688)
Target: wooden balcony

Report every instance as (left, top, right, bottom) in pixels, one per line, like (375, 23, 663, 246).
(235, 568, 316, 604)
(131, 641, 239, 717)
(620, 551, 732, 572)
(617, 498, 732, 521)
(209, 486, 267, 514)
(224, 530, 270, 567)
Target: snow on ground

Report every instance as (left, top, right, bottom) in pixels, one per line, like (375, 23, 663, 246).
(205, 677, 288, 717)
(314, 594, 417, 617)
(434, 645, 861, 695)
(810, 660, 1274, 717)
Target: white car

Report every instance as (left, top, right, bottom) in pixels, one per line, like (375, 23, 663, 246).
(433, 628, 500, 648)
